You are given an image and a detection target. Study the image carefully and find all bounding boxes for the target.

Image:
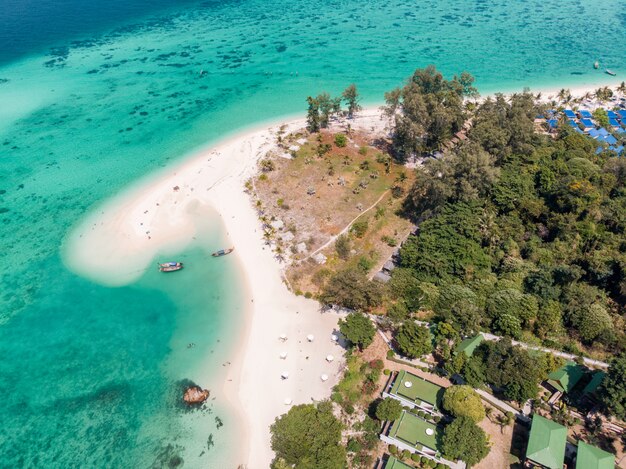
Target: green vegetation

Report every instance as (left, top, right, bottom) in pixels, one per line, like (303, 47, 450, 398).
(441, 416, 489, 467)
(320, 267, 382, 310)
(350, 219, 369, 238)
(388, 67, 624, 360)
(334, 234, 351, 260)
(598, 353, 626, 420)
(270, 401, 345, 469)
(442, 385, 485, 423)
(375, 397, 403, 422)
(334, 133, 348, 147)
(339, 312, 376, 350)
(383, 65, 476, 158)
(461, 339, 557, 402)
(342, 84, 362, 119)
(395, 322, 431, 359)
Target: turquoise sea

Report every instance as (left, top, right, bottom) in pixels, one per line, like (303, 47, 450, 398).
(1, 0, 624, 466)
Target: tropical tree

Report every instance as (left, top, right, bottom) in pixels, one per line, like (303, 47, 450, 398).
(334, 234, 351, 260)
(320, 267, 383, 310)
(383, 65, 472, 159)
(375, 397, 403, 422)
(395, 322, 431, 358)
(339, 312, 376, 350)
(598, 353, 626, 420)
(441, 416, 490, 466)
(270, 402, 345, 469)
(306, 96, 320, 132)
(342, 84, 362, 118)
(442, 385, 486, 423)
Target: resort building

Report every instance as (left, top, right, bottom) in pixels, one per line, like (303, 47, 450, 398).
(380, 410, 441, 459)
(382, 370, 444, 415)
(581, 371, 605, 398)
(525, 414, 567, 469)
(546, 361, 584, 394)
(377, 455, 413, 469)
(575, 441, 614, 469)
(455, 334, 483, 357)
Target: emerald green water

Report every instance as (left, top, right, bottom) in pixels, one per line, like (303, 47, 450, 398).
(0, 0, 624, 466)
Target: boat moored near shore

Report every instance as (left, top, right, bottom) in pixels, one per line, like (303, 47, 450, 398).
(159, 261, 184, 272)
(212, 247, 235, 257)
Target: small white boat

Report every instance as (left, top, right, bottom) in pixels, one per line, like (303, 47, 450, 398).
(159, 262, 183, 272)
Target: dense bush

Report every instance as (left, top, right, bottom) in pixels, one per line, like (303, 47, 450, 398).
(270, 401, 345, 468)
(320, 267, 383, 310)
(441, 416, 489, 466)
(395, 322, 432, 358)
(388, 76, 625, 357)
(442, 385, 485, 423)
(375, 398, 403, 422)
(339, 312, 376, 350)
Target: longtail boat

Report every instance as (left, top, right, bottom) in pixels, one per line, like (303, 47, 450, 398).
(605, 69, 617, 76)
(212, 247, 234, 257)
(159, 261, 183, 272)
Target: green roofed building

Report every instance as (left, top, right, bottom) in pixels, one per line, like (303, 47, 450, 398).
(525, 414, 567, 469)
(383, 370, 444, 415)
(455, 334, 483, 357)
(382, 410, 441, 457)
(383, 455, 413, 469)
(576, 441, 614, 469)
(546, 361, 585, 394)
(581, 371, 605, 397)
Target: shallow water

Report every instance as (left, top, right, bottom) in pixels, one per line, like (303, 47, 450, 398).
(0, 0, 624, 466)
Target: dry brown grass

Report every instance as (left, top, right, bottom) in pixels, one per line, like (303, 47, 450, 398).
(251, 127, 414, 294)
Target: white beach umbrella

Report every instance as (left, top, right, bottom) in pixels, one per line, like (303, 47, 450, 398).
(326, 355, 334, 362)
(284, 398, 292, 405)
(280, 352, 288, 359)
(320, 374, 329, 382)
(331, 334, 338, 342)
(279, 334, 287, 341)
(307, 334, 315, 342)
(281, 371, 289, 379)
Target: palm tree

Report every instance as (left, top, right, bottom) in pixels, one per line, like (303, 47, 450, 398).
(557, 88, 572, 103)
(595, 86, 613, 102)
(617, 82, 626, 94)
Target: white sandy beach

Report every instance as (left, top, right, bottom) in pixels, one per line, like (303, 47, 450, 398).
(63, 108, 387, 468)
(62, 81, 624, 468)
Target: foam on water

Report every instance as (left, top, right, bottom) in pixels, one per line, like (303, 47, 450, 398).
(0, 0, 624, 466)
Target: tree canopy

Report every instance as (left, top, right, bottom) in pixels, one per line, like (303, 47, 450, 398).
(442, 385, 486, 423)
(394, 322, 432, 358)
(598, 353, 626, 420)
(384, 65, 475, 159)
(375, 397, 403, 422)
(389, 78, 624, 357)
(339, 312, 376, 350)
(441, 416, 490, 467)
(320, 267, 383, 310)
(270, 402, 345, 469)
(472, 339, 547, 402)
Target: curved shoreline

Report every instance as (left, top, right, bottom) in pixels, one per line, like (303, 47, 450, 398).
(61, 80, 623, 468)
(62, 111, 357, 467)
